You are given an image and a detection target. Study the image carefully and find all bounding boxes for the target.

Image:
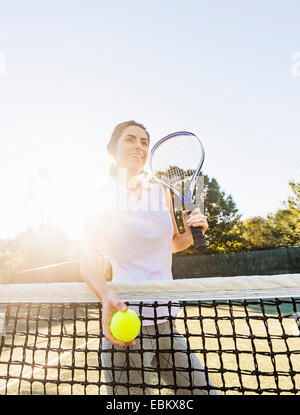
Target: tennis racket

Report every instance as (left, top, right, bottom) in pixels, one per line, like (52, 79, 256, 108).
(149, 131, 206, 250)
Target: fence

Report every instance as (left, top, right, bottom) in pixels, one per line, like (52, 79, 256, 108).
(1, 246, 299, 284)
(172, 246, 300, 278)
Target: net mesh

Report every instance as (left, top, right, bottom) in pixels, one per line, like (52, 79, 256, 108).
(0, 276, 300, 395)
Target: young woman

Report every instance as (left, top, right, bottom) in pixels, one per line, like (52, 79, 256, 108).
(80, 121, 217, 395)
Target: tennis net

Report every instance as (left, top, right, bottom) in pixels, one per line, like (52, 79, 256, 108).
(0, 274, 300, 395)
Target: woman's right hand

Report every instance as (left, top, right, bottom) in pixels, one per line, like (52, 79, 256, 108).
(101, 290, 137, 347)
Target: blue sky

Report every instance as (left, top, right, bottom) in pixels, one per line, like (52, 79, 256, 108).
(0, 0, 299, 239)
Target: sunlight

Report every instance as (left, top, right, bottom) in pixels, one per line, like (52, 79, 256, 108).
(24, 159, 110, 241)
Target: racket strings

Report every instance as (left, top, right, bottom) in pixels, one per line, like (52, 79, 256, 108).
(150, 135, 203, 186)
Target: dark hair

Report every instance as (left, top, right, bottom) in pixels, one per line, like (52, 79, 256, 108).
(107, 121, 150, 177)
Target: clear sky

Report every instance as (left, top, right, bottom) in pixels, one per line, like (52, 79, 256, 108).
(0, 0, 299, 240)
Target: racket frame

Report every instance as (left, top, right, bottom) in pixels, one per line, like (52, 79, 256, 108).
(148, 131, 205, 206)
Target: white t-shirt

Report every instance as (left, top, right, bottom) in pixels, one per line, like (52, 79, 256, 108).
(84, 176, 180, 325)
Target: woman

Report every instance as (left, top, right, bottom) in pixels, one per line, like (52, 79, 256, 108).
(80, 121, 216, 395)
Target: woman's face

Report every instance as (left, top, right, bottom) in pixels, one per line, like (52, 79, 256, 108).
(113, 125, 149, 174)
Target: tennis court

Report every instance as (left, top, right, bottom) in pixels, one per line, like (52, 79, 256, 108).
(1, 274, 300, 395)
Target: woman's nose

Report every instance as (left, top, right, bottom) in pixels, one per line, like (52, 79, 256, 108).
(135, 142, 142, 150)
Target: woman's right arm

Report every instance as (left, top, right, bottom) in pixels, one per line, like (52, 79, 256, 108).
(80, 208, 136, 347)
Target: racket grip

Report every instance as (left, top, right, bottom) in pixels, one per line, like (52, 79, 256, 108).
(190, 225, 206, 250)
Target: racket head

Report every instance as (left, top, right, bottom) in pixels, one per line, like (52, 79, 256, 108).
(148, 131, 205, 198)
(149, 131, 207, 251)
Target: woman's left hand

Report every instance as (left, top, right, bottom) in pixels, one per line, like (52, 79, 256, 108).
(186, 208, 208, 235)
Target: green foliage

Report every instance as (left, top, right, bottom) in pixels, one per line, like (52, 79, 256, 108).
(174, 176, 299, 255)
(285, 180, 300, 215)
(267, 208, 299, 247)
(174, 175, 242, 255)
(2, 175, 299, 270)
(240, 181, 300, 251)
(203, 176, 242, 253)
(239, 216, 275, 250)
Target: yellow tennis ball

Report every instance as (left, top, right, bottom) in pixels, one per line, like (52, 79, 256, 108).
(109, 309, 141, 342)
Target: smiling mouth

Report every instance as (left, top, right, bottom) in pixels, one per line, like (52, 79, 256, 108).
(129, 154, 143, 159)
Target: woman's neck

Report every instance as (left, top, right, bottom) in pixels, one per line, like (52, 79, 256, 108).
(115, 167, 141, 190)
(127, 173, 141, 190)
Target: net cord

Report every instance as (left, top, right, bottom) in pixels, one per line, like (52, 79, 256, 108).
(1, 274, 300, 303)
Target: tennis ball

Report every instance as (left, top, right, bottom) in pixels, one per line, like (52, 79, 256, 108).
(109, 309, 141, 342)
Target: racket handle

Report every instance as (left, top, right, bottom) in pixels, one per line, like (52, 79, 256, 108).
(187, 210, 207, 250)
(190, 225, 206, 250)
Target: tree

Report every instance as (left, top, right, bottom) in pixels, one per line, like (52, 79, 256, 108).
(24, 168, 50, 229)
(240, 216, 275, 250)
(174, 175, 242, 254)
(266, 180, 299, 248)
(240, 180, 300, 251)
(285, 180, 300, 215)
(267, 209, 299, 248)
(7, 225, 79, 269)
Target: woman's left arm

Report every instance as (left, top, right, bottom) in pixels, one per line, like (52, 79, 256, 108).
(164, 187, 208, 253)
